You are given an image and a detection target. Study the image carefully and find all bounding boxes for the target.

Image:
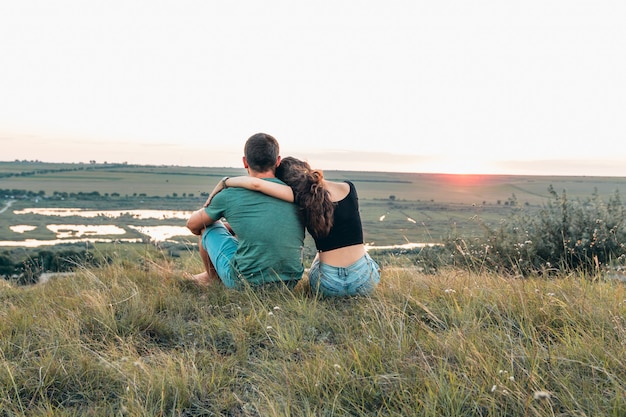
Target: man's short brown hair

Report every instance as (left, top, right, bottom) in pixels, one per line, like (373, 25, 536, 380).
(244, 133, 280, 172)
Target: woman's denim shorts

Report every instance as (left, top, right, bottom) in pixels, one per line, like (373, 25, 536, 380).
(308, 252, 380, 297)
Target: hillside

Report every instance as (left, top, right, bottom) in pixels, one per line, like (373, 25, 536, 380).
(1, 256, 624, 416)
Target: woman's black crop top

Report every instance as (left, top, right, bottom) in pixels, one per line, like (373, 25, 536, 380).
(314, 181, 364, 252)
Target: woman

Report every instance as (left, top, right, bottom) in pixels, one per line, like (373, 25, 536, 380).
(204, 157, 380, 297)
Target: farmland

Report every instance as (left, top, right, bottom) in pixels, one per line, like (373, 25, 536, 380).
(2, 160, 626, 247)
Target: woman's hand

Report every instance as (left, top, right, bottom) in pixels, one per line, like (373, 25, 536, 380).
(201, 175, 294, 208)
(203, 177, 228, 207)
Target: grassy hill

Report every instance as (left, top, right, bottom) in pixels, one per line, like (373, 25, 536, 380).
(1, 252, 625, 416)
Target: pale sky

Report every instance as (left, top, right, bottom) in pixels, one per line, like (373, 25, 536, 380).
(1, 1, 625, 176)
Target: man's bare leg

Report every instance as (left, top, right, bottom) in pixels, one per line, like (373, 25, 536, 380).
(187, 235, 221, 287)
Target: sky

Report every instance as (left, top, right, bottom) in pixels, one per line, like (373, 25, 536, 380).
(1, 1, 625, 176)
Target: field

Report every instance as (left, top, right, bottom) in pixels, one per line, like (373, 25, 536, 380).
(1, 162, 626, 415)
(2, 161, 626, 247)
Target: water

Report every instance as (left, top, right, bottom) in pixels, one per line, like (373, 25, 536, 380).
(3, 207, 433, 249)
(365, 243, 437, 251)
(13, 208, 192, 220)
(2, 208, 194, 247)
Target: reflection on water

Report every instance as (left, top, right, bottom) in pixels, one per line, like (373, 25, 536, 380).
(10, 225, 37, 233)
(128, 225, 192, 242)
(4, 207, 434, 249)
(47, 224, 127, 239)
(3, 208, 194, 247)
(0, 238, 144, 247)
(365, 243, 439, 250)
(14, 208, 192, 219)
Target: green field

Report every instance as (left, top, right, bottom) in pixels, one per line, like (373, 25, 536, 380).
(2, 161, 626, 246)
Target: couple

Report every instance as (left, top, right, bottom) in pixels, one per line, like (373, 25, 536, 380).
(185, 132, 380, 297)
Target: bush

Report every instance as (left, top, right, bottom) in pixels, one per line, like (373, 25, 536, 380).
(1, 247, 114, 285)
(420, 186, 626, 276)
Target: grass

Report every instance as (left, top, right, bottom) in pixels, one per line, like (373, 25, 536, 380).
(1, 250, 625, 416)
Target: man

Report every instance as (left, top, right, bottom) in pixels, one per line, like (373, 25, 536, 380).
(186, 133, 305, 288)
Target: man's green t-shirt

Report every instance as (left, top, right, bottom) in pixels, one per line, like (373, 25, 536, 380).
(204, 178, 305, 286)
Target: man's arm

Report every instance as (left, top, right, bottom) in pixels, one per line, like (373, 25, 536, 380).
(186, 208, 216, 236)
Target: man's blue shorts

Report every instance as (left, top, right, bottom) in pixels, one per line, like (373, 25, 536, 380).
(201, 222, 238, 288)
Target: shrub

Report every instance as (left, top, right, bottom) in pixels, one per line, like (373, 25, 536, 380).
(420, 186, 626, 276)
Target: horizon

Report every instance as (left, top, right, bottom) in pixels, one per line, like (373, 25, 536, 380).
(2, 156, 625, 179)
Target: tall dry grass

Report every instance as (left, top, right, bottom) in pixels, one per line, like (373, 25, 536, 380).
(1, 253, 625, 416)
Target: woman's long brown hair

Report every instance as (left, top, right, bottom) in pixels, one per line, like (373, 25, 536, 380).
(276, 157, 335, 239)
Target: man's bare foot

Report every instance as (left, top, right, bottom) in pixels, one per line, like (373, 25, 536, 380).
(183, 271, 220, 287)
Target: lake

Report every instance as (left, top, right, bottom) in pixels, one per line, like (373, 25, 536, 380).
(2, 208, 194, 247)
(2, 207, 430, 250)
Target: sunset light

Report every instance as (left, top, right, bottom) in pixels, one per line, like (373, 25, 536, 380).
(433, 156, 496, 175)
(410, 155, 500, 176)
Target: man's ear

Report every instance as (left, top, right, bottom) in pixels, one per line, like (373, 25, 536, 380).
(242, 156, 249, 169)
(275, 155, 281, 167)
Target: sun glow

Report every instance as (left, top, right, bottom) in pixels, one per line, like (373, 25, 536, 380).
(433, 155, 497, 175)
(407, 155, 498, 186)
(409, 154, 499, 176)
